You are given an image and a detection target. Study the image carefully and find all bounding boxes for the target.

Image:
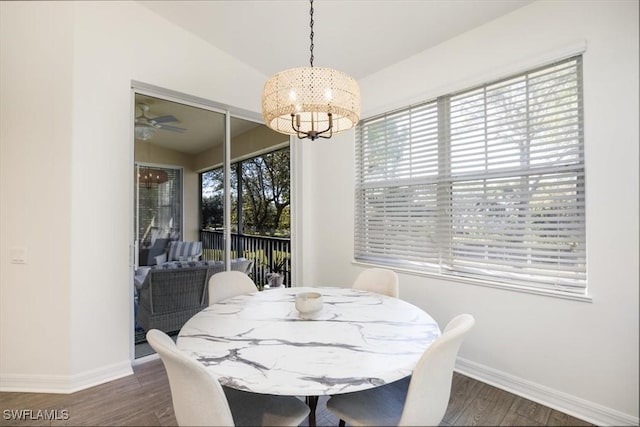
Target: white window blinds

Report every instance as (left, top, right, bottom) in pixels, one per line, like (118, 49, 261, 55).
(355, 56, 586, 294)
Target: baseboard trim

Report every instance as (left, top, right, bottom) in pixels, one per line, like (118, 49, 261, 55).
(0, 373, 71, 394)
(132, 353, 159, 366)
(68, 360, 133, 393)
(0, 360, 133, 394)
(455, 357, 639, 427)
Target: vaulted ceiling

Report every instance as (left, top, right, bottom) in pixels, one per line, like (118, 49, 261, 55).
(138, 0, 533, 80)
(134, 1, 534, 155)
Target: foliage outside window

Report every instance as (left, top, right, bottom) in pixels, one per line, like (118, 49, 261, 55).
(355, 56, 586, 295)
(201, 147, 290, 238)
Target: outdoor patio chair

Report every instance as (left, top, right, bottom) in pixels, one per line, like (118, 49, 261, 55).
(139, 237, 170, 266)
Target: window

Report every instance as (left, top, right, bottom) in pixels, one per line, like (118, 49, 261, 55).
(355, 56, 586, 295)
(135, 165, 183, 266)
(200, 147, 291, 237)
(199, 147, 292, 286)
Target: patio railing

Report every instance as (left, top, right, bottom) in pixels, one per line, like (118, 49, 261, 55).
(200, 229, 291, 288)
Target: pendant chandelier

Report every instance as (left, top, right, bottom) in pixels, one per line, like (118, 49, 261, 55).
(261, 0, 360, 141)
(138, 168, 169, 189)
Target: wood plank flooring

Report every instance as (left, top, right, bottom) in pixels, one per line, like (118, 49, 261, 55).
(0, 359, 594, 426)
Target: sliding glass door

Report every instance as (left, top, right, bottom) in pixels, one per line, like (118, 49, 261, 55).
(132, 91, 226, 357)
(131, 87, 291, 358)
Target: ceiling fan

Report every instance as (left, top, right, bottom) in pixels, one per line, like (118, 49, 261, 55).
(135, 103, 187, 140)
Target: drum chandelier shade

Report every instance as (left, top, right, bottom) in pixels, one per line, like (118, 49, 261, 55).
(261, 0, 360, 141)
(262, 67, 360, 139)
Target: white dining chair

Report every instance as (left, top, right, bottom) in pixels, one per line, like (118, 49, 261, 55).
(208, 270, 257, 305)
(326, 313, 475, 426)
(146, 329, 310, 427)
(352, 268, 400, 298)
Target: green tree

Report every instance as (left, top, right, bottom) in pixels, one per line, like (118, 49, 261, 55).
(200, 147, 290, 237)
(241, 148, 290, 236)
(201, 168, 224, 229)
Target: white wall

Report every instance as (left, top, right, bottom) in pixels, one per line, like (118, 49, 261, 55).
(68, 1, 264, 378)
(1, 1, 265, 390)
(0, 1, 75, 387)
(300, 0, 639, 425)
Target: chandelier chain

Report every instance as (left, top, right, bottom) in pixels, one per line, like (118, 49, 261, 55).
(309, 0, 314, 67)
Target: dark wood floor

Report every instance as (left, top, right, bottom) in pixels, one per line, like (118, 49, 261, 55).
(0, 359, 593, 426)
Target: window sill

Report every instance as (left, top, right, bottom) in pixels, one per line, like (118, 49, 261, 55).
(352, 260, 593, 303)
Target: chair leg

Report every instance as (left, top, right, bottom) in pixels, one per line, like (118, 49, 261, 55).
(338, 420, 345, 427)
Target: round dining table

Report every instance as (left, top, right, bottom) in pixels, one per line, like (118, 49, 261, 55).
(177, 286, 440, 424)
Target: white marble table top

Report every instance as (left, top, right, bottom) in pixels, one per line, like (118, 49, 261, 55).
(177, 286, 441, 396)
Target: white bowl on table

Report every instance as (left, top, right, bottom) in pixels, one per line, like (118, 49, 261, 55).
(295, 292, 323, 319)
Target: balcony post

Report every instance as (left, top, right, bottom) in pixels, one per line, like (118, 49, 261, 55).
(236, 162, 244, 257)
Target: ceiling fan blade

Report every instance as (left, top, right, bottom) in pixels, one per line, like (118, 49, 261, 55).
(158, 124, 187, 133)
(151, 115, 179, 124)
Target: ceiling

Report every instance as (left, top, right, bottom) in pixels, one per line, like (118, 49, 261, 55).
(135, 1, 534, 154)
(135, 94, 261, 155)
(139, 0, 533, 80)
